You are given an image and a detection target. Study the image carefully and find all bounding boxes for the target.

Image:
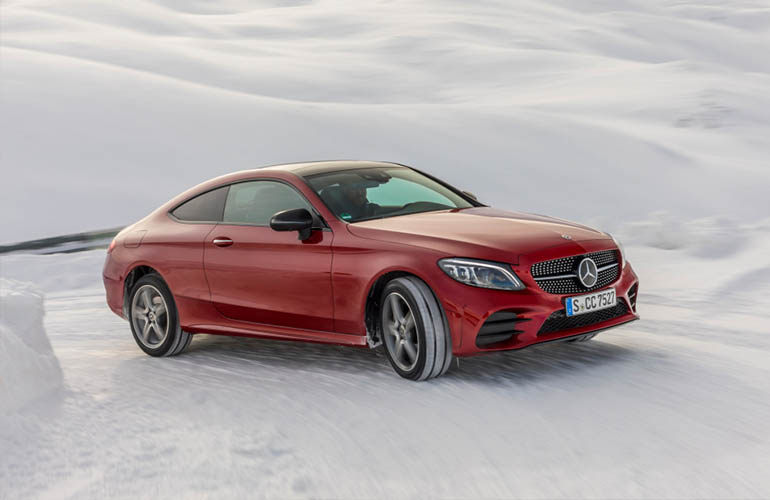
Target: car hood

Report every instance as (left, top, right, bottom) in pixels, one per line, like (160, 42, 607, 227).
(347, 207, 611, 263)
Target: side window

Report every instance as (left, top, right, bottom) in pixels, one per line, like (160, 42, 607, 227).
(171, 186, 229, 222)
(222, 181, 312, 225)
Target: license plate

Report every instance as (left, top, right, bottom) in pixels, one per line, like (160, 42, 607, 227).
(566, 288, 616, 317)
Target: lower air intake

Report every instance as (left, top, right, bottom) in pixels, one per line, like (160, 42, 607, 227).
(538, 300, 629, 335)
(628, 283, 638, 312)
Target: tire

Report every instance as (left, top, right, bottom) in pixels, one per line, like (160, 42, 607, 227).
(380, 276, 453, 381)
(128, 274, 191, 357)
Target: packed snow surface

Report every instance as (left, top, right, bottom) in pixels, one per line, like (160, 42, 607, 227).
(0, 279, 62, 415)
(2, 0, 770, 242)
(1, 218, 769, 498)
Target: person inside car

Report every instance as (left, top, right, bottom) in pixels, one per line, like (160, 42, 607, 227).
(340, 183, 380, 220)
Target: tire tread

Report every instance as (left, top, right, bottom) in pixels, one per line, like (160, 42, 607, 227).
(385, 277, 453, 381)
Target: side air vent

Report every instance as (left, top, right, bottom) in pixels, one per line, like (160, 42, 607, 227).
(476, 310, 531, 347)
(628, 283, 638, 312)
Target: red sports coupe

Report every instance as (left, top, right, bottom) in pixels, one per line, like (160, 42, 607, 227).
(103, 161, 639, 380)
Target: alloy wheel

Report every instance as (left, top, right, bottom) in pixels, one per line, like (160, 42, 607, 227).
(383, 292, 420, 371)
(131, 284, 170, 348)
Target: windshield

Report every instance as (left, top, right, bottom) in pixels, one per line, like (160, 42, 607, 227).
(304, 167, 474, 223)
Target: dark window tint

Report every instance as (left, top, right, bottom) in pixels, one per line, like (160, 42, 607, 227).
(223, 181, 311, 225)
(171, 186, 229, 222)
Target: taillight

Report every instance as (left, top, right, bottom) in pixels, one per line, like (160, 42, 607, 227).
(107, 239, 117, 253)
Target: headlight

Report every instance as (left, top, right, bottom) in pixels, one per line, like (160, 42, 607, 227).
(610, 234, 627, 268)
(438, 258, 525, 291)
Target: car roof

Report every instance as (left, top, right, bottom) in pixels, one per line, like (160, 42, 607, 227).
(161, 161, 411, 213)
(258, 160, 407, 177)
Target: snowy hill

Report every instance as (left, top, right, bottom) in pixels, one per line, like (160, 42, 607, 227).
(2, 0, 769, 243)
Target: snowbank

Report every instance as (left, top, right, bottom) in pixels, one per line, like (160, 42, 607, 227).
(0, 279, 62, 414)
(616, 213, 768, 256)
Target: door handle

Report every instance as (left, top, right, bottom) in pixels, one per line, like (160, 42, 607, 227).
(212, 237, 234, 247)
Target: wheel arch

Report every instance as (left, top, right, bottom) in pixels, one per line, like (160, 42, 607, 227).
(363, 269, 451, 349)
(122, 264, 164, 318)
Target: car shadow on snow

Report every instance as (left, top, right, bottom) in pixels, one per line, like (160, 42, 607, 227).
(176, 333, 639, 386)
(448, 341, 638, 385)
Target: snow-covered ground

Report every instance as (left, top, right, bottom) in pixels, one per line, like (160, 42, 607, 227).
(1, 221, 769, 498)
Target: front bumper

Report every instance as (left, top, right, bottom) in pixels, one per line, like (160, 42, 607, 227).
(441, 258, 639, 357)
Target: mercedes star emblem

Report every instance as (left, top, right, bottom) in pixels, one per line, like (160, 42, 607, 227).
(577, 258, 598, 288)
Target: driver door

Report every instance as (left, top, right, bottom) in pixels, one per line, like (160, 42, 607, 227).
(203, 180, 335, 332)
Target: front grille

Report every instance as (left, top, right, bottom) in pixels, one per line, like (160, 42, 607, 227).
(538, 300, 628, 335)
(531, 250, 619, 294)
(476, 310, 531, 347)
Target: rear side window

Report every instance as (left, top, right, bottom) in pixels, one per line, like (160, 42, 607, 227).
(222, 181, 312, 225)
(171, 186, 229, 222)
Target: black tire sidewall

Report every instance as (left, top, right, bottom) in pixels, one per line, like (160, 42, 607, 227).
(129, 274, 180, 357)
(380, 280, 429, 380)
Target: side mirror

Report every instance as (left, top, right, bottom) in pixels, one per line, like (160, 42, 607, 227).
(462, 190, 479, 202)
(270, 208, 314, 240)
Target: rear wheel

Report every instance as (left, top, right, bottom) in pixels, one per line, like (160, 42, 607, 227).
(129, 274, 191, 357)
(380, 277, 452, 381)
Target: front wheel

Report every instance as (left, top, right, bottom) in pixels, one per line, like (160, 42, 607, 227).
(129, 274, 191, 357)
(380, 277, 452, 381)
